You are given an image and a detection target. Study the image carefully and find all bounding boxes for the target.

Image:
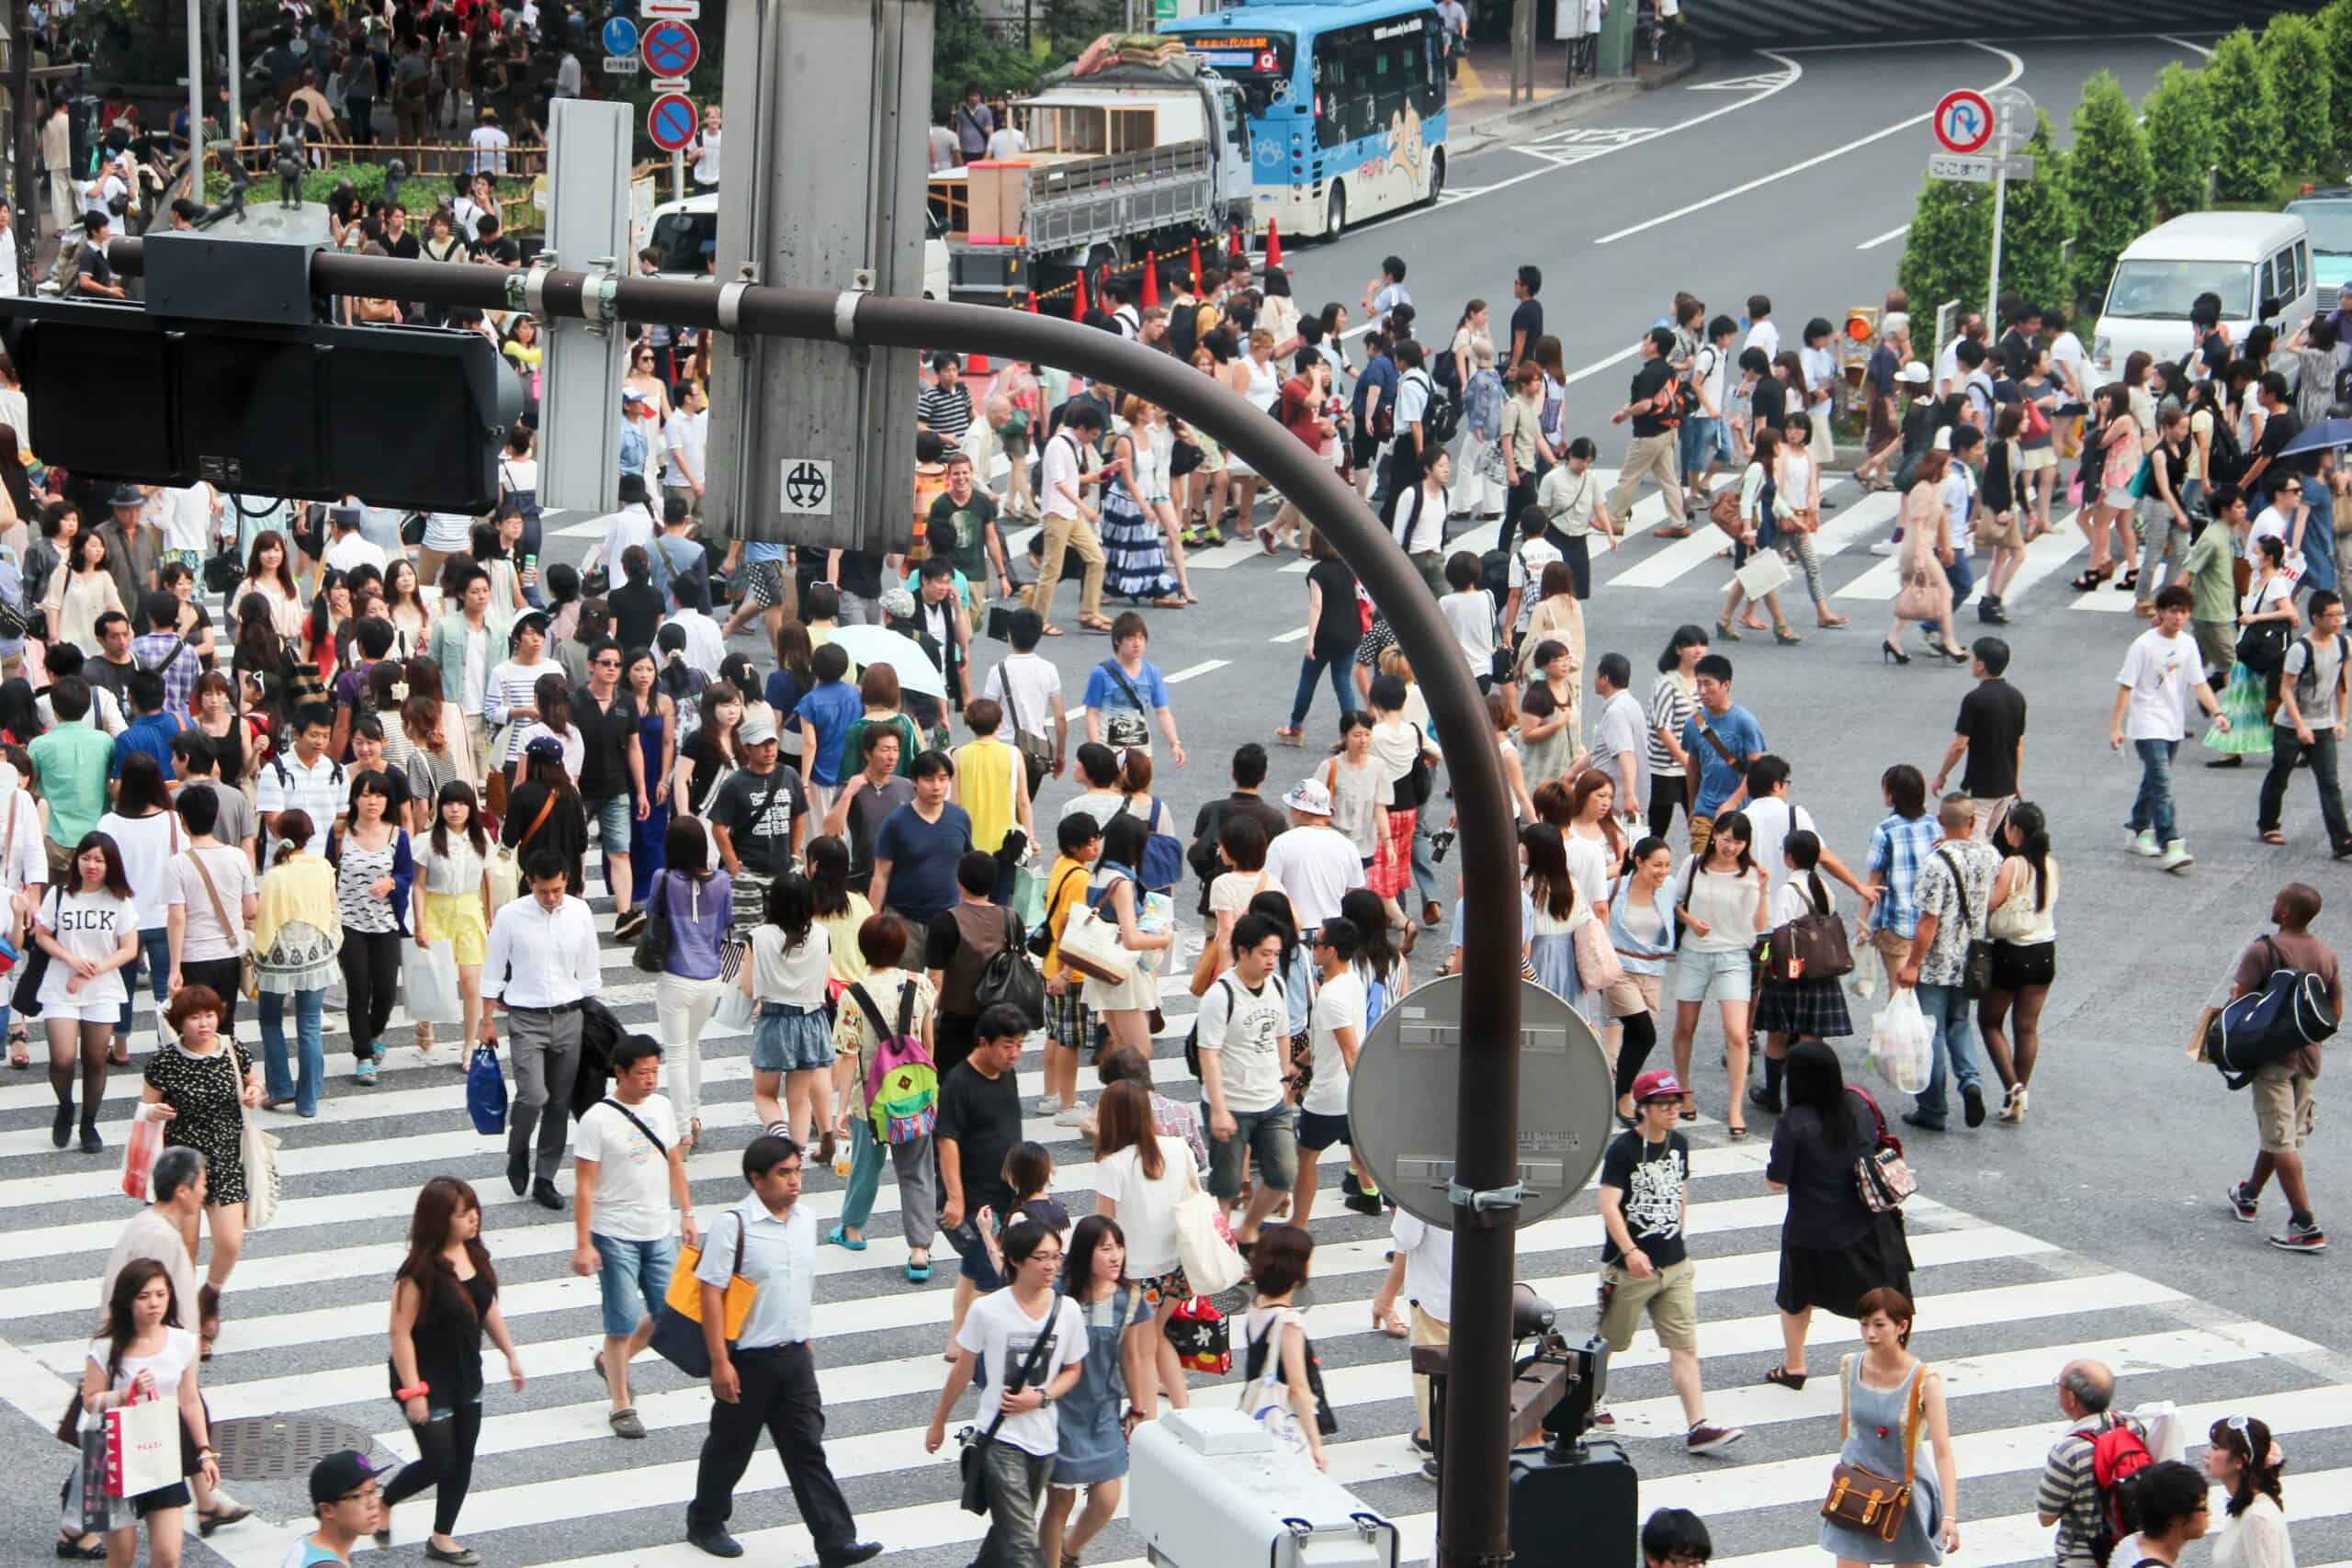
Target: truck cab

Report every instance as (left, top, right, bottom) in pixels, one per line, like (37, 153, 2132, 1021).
(639, 191, 951, 298)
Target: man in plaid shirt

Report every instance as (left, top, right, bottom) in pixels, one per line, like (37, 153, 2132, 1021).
(127, 592, 201, 722)
(1863, 762, 1939, 969)
(2035, 1359, 2144, 1568)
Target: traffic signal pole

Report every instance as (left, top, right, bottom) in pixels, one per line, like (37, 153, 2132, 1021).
(107, 239, 1531, 1568)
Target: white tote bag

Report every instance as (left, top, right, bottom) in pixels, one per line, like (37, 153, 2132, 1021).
(1056, 902, 1135, 986)
(105, 1396, 180, 1499)
(241, 1109, 282, 1230)
(1735, 547, 1792, 602)
(404, 941, 465, 1026)
(1172, 1163, 1246, 1297)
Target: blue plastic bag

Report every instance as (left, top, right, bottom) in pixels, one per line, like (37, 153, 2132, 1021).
(467, 1043, 508, 1135)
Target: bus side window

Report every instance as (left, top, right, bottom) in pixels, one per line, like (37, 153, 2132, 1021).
(1412, 32, 1443, 116)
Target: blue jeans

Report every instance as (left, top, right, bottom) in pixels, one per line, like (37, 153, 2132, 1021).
(1940, 546, 1973, 604)
(1911, 981, 1982, 1126)
(1409, 806, 1441, 909)
(115, 926, 171, 1038)
(2127, 738, 2180, 845)
(591, 1232, 678, 1337)
(2303, 486, 2337, 592)
(1679, 415, 1729, 479)
(1288, 652, 1359, 730)
(259, 988, 326, 1117)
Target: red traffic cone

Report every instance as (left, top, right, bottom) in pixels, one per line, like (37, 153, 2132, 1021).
(968, 352, 991, 372)
(1139, 254, 1159, 309)
(1188, 237, 1202, 288)
(1026, 291, 1039, 313)
(1071, 270, 1090, 320)
(1228, 224, 1247, 261)
(1264, 221, 1283, 269)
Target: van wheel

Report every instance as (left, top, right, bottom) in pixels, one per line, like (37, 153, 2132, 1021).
(1326, 184, 1346, 239)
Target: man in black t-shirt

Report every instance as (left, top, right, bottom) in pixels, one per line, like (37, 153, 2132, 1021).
(1597, 1070, 1741, 1456)
(709, 714, 808, 885)
(935, 1006, 1028, 1309)
(1605, 328, 1690, 538)
(1933, 637, 2029, 841)
(572, 637, 649, 936)
(74, 212, 125, 299)
(1507, 265, 1544, 369)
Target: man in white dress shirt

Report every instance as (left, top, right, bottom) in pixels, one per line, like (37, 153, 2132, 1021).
(482, 854, 603, 1211)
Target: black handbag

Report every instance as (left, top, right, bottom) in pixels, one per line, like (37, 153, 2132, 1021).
(630, 871, 675, 974)
(11, 888, 54, 1019)
(2237, 617, 2289, 677)
(974, 909, 1046, 1029)
(1936, 847, 1995, 999)
(957, 1307, 1062, 1514)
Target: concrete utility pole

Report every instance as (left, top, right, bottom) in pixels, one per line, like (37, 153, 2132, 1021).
(224, 0, 241, 156)
(103, 238, 1531, 1568)
(185, 0, 203, 194)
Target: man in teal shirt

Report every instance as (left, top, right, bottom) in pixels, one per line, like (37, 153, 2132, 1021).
(28, 676, 115, 863)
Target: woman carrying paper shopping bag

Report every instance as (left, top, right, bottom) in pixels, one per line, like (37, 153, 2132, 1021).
(68, 1258, 218, 1567)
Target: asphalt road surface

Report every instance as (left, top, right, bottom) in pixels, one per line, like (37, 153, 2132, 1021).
(11, 31, 2352, 1568)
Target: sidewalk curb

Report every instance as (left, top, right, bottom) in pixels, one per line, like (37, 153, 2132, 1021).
(1446, 49, 1704, 159)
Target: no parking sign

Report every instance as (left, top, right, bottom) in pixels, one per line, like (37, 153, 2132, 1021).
(648, 93, 697, 152)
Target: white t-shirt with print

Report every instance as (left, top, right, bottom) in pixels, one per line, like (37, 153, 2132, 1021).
(1197, 970, 1290, 1114)
(2117, 627, 2201, 741)
(955, 1289, 1089, 1457)
(573, 1093, 680, 1243)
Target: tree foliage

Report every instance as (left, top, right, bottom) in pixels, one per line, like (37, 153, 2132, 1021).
(2264, 12, 2334, 179)
(2207, 28, 2281, 201)
(1997, 112, 2073, 315)
(2062, 72, 2154, 313)
(1898, 173, 1994, 320)
(2142, 62, 2218, 220)
(2326, 0, 2352, 165)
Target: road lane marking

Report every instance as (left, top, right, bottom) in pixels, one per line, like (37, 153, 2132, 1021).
(1595, 41, 2022, 245)
(1163, 659, 1229, 682)
(1858, 222, 1910, 250)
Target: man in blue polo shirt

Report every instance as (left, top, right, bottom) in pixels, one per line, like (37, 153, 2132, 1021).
(109, 671, 183, 782)
(868, 750, 974, 926)
(1678, 654, 1765, 858)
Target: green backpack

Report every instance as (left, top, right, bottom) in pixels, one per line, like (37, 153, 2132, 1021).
(850, 981, 939, 1145)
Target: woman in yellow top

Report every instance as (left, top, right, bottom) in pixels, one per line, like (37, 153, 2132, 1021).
(251, 810, 343, 1119)
(806, 836, 873, 989)
(950, 697, 1032, 891)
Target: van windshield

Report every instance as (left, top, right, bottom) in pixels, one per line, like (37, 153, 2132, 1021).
(2289, 200, 2352, 255)
(2103, 259, 2255, 321)
(648, 211, 715, 276)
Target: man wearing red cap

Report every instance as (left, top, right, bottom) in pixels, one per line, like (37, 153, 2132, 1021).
(1596, 1069, 1743, 1456)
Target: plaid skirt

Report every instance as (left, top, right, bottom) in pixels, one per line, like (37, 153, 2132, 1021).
(1367, 806, 1417, 898)
(1045, 985, 1093, 1052)
(1751, 976, 1853, 1040)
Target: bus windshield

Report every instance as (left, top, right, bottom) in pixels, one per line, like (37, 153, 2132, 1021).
(1174, 29, 1296, 117)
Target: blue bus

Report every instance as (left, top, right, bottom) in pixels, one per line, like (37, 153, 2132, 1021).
(1159, 0, 1450, 240)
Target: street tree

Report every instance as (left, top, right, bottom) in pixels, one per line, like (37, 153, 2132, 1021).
(2143, 62, 2219, 220)
(2326, 0, 2352, 165)
(1898, 173, 1993, 321)
(2262, 13, 2333, 181)
(2062, 73, 2154, 314)
(1998, 112, 2074, 316)
(2206, 28, 2281, 202)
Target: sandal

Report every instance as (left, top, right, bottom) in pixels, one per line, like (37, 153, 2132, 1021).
(1078, 616, 1116, 634)
(2070, 565, 2112, 592)
(1152, 595, 1188, 609)
(907, 1256, 933, 1283)
(197, 1505, 253, 1537)
(1061, 1552, 1083, 1568)
(57, 1535, 107, 1560)
(1764, 1364, 1808, 1390)
(825, 1224, 868, 1251)
(1040, 623, 1066, 637)
(1713, 617, 1742, 642)
(8, 1025, 27, 1068)
(2263, 829, 2288, 845)
(1679, 1107, 1698, 1122)
(1725, 1122, 1748, 1140)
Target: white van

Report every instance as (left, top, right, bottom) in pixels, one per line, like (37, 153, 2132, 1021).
(2093, 212, 2316, 380)
(638, 192, 951, 298)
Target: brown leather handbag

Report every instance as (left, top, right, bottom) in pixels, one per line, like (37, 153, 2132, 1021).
(1820, 1354, 1927, 1542)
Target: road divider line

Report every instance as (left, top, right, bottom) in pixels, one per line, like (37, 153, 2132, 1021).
(1858, 223, 1910, 250)
(1163, 659, 1229, 683)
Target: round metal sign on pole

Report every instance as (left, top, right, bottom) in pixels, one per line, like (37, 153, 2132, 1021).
(1984, 85, 2036, 154)
(599, 14, 639, 57)
(640, 20, 700, 79)
(1931, 88, 1994, 155)
(647, 92, 698, 153)
(1348, 976, 1615, 1231)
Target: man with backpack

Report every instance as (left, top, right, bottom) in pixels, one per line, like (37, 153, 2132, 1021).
(2033, 1359, 2149, 1568)
(1605, 329, 1690, 540)
(2258, 590, 2352, 857)
(2223, 883, 2342, 1252)
(1198, 912, 1297, 1252)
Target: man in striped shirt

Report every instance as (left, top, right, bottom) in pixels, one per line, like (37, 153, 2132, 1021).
(2035, 1360, 2143, 1568)
(915, 354, 975, 444)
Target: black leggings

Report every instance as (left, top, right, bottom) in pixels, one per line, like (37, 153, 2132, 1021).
(1646, 774, 1689, 840)
(383, 1402, 482, 1537)
(339, 931, 402, 1064)
(1613, 1010, 1657, 1100)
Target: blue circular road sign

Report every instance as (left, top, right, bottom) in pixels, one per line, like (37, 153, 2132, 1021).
(600, 15, 639, 56)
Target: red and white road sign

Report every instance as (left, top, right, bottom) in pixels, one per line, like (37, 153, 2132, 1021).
(1932, 89, 1994, 155)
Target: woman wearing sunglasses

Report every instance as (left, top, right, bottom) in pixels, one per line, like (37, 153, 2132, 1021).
(2203, 1414, 2290, 1568)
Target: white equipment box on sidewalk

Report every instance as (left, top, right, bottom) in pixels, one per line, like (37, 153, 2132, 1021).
(1129, 1409, 1400, 1568)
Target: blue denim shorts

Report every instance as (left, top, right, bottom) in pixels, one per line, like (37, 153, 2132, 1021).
(591, 1232, 678, 1337)
(1207, 1101, 1300, 1198)
(589, 792, 634, 847)
(750, 1000, 834, 1072)
(1672, 946, 1754, 1005)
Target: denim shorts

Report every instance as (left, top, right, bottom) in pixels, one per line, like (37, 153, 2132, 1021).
(750, 1000, 834, 1072)
(591, 1232, 678, 1337)
(1672, 947, 1753, 1005)
(1207, 1101, 1301, 1198)
(588, 792, 634, 847)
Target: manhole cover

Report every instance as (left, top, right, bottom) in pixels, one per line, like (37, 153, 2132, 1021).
(211, 1416, 379, 1482)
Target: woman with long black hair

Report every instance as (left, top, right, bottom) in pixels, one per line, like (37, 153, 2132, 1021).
(382, 1176, 523, 1563)
(1763, 1041, 1912, 1392)
(1980, 801, 2057, 1123)
(499, 736, 588, 895)
(71, 1258, 216, 1567)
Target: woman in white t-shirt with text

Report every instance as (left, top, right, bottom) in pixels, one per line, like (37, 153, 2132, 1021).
(36, 832, 140, 1154)
(72, 1259, 216, 1560)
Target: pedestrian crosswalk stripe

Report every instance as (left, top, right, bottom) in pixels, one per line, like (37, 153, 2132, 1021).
(1606, 488, 1899, 591)
(1836, 508, 2086, 603)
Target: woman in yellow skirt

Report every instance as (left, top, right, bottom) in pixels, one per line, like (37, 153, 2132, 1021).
(412, 782, 492, 1065)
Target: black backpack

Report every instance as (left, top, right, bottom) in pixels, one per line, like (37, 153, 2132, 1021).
(2204, 412, 2246, 489)
(1431, 345, 1463, 397)
(2207, 936, 2341, 1089)
(1425, 386, 1464, 446)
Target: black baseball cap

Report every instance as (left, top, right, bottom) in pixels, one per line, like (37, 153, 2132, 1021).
(309, 1449, 379, 1506)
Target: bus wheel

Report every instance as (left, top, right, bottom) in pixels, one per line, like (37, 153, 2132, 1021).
(1426, 151, 1445, 206)
(1325, 183, 1346, 239)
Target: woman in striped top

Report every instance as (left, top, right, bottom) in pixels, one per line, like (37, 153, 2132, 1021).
(1645, 625, 1708, 841)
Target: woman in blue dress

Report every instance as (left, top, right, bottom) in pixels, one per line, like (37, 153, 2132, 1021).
(1819, 1287, 1960, 1568)
(623, 649, 675, 905)
(1100, 401, 1183, 607)
(1039, 1214, 1154, 1568)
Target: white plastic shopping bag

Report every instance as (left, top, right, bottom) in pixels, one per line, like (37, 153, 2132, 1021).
(1869, 988, 1934, 1096)
(1850, 929, 1885, 1000)
(404, 941, 465, 1026)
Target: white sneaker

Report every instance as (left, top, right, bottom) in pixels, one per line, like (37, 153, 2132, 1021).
(1035, 1095, 1059, 1116)
(2160, 840, 2195, 873)
(2131, 828, 2162, 857)
(1053, 1103, 1091, 1129)
(1869, 539, 1899, 556)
